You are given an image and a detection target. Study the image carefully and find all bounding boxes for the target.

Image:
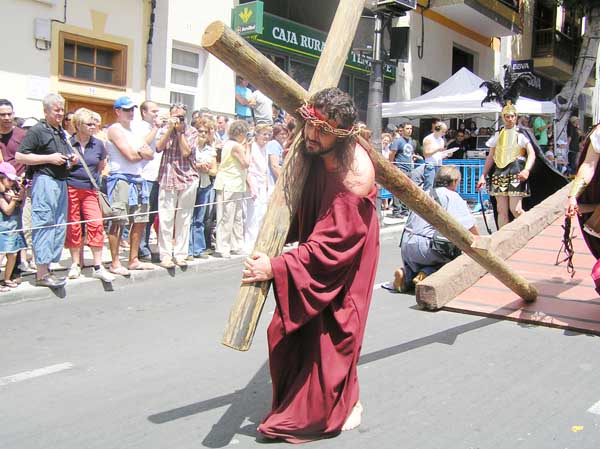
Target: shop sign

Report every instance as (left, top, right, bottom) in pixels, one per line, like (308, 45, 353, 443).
(511, 59, 534, 74)
(231, 1, 264, 36)
(239, 11, 396, 80)
(510, 59, 549, 98)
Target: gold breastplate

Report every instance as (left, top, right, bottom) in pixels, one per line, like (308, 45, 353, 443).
(493, 128, 525, 169)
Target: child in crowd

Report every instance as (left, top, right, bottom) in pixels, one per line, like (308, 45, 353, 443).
(0, 162, 27, 291)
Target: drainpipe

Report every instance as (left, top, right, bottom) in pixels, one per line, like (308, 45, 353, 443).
(145, 0, 157, 100)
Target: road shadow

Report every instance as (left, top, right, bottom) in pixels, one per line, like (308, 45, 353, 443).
(147, 317, 498, 448)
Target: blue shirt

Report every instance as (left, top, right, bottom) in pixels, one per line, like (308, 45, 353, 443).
(391, 137, 414, 170)
(67, 135, 106, 190)
(235, 85, 252, 118)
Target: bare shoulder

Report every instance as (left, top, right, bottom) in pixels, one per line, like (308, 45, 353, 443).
(107, 123, 123, 141)
(343, 143, 375, 197)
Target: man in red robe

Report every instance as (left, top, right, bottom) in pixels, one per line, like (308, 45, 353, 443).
(241, 88, 380, 443)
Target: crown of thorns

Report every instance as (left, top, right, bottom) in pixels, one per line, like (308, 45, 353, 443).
(296, 102, 359, 138)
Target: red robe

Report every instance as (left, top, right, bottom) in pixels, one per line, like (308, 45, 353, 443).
(258, 157, 380, 443)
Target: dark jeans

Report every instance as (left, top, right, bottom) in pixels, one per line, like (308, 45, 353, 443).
(139, 180, 160, 258)
(188, 184, 214, 256)
(422, 164, 437, 192)
(568, 151, 579, 175)
(392, 165, 412, 216)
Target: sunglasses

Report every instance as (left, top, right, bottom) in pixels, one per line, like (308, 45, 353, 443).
(197, 129, 208, 134)
(85, 122, 97, 127)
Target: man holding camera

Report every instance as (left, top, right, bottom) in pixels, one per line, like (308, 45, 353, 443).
(155, 103, 199, 268)
(16, 93, 78, 288)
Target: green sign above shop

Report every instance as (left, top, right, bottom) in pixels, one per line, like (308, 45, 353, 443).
(231, 1, 264, 36)
(231, 1, 396, 81)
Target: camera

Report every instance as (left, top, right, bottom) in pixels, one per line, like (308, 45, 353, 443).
(65, 153, 76, 170)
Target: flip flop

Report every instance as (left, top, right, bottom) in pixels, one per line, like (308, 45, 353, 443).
(109, 266, 131, 276)
(128, 262, 155, 270)
(3, 280, 19, 288)
(0, 286, 10, 293)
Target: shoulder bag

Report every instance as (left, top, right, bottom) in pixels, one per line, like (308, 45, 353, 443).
(430, 188, 462, 261)
(69, 142, 116, 218)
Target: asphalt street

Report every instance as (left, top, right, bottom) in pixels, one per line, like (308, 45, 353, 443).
(2, 228, 600, 449)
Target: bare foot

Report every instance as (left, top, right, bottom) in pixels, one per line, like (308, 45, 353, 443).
(342, 401, 363, 431)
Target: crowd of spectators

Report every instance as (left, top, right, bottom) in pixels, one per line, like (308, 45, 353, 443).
(0, 78, 295, 290)
(0, 81, 586, 295)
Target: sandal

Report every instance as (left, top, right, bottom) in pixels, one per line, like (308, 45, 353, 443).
(0, 285, 10, 293)
(128, 262, 155, 270)
(3, 280, 18, 288)
(109, 265, 131, 276)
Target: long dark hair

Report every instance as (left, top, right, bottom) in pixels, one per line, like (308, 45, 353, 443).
(309, 88, 358, 172)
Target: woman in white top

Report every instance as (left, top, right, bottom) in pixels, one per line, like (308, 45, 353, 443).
(422, 121, 449, 191)
(244, 123, 273, 253)
(189, 117, 218, 258)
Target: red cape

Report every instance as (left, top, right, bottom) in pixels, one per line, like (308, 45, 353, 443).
(258, 157, 380, 443)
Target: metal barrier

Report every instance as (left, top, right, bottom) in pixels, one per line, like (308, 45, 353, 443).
(443, 158, 489, 203)
(378, 159, 489, 204)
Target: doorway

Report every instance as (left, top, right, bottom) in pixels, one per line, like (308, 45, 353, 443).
(63, 96, 118, 128)
(452, 46, 475, 75)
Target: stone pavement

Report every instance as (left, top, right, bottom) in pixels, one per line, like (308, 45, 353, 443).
(445, 215, 600, 335)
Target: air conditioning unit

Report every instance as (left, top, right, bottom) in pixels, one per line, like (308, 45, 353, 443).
(371, 0, 417, 14)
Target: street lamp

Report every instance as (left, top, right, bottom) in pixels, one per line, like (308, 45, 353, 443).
(366, 0, 416, 153)
(365, 0, 415, 221)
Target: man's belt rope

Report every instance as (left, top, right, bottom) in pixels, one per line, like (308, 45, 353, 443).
(555, 215, 576, 278)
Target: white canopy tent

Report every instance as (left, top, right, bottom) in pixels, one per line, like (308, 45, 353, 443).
(382, 67, 556, 119)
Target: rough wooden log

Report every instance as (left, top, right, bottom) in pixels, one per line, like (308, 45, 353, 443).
(415, 185, 568, 310)
(203, 0, 368, 351)
(357, 135, 538, 303)
(203, 7, 537, 352)
(202, 21, 306, 116)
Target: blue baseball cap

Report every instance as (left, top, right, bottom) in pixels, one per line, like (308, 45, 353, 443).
(114, 96, 137, 109)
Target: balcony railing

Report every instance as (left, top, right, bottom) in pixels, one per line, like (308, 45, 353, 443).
(533, 28, 577, 66)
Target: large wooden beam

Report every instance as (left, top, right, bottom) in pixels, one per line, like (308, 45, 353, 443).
(203, 9, 537, 352)
(204, 0, 368, 351)
(357, 134, 538, 303)
(202, 21, 305, 115)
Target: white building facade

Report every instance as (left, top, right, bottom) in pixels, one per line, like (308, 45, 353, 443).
(0, 0, 237, 122)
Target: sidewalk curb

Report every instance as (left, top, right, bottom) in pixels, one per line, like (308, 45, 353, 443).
(0, 222, 406, 306)
(0, 256, 248, 306)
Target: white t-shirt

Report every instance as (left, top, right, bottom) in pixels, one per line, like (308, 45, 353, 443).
(423, 133, 445, 166)
(131, 120, 163, 182)
(251, 90, 273, 124)
(194, 144, 217, 188)
(106, 123, 145, 176)
(591, 127, 600, 153)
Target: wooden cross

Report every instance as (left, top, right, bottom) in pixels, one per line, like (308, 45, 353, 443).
(202, 0, 537, 351)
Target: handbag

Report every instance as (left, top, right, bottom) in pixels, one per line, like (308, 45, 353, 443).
(69, 141, 117, 218)
(430, 188, 461, 261)
(431, 230, 462, 261)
